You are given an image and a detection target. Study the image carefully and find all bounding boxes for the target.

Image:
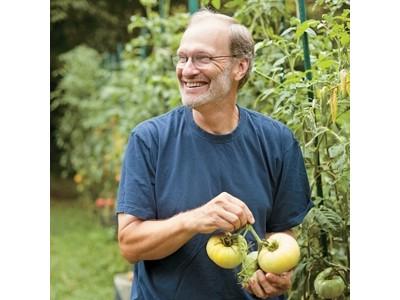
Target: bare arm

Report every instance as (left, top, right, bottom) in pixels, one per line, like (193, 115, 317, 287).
(117, 212, 195, 263)
(117, 192, 255, 263)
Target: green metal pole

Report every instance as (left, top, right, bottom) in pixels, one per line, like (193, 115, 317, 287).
(298, 0, 312, 82)
(297, 0, 328, 258)
(188, 0, 199, 14)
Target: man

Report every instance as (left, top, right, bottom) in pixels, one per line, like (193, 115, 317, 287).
(117, 9, 312, 300)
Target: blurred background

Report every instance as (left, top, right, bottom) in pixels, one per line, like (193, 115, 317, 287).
(50, 0, 350, 299)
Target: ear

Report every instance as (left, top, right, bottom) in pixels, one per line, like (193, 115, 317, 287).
(233, 58, 250, 81)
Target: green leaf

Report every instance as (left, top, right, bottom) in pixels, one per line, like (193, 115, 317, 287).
(280, 27, 296, 37)
(224, 0, 241, 8)
(256, 88, 275, 103)
(291, 261, 307, 289)
(305, 28, 316, 37)
(295, 19, 319, 39)
(254, 40, 272, 53)
(211, 0, 221, 9)
(312, 206, 343, 235)
(328, 144, 345, 158)
(273, 56, 286, 67)
(315, 58, 336, 70)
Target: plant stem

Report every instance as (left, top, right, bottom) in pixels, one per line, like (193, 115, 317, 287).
(322, 258, 350, 272)
(245, 224, 264, 250)
(240, 226, 249, 237)
(254, 69, 282, 86)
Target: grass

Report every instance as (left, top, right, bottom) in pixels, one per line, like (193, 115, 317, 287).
(51, 198, 131, 300)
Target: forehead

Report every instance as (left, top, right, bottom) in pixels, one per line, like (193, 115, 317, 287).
(178, 19, 231, 54)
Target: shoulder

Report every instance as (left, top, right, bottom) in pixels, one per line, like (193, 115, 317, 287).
(130, 106, 186, 144)
(241, 107, 295, 146)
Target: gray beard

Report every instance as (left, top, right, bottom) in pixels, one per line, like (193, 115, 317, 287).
(180, 65, 233, 108)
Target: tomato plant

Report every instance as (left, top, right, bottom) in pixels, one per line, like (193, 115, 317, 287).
(229, 0, 350, 298)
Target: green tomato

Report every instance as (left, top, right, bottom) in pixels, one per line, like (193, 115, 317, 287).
(238, 251, 259, 286)
(314, 267, 346, 299)
(242, 251, 258, 271)
(206, 233, 247, 269)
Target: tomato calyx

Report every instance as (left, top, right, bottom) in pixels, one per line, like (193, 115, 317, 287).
(218, 232, 247, 252)
(221, 232, 235, 247)
(263, 239, 278, 252)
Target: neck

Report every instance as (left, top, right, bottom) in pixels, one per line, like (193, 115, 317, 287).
(192, 102, 239, 135)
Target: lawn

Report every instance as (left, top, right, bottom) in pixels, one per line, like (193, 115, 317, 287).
(51, 198, 131, 300)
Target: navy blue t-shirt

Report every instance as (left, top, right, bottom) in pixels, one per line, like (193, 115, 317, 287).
(117, 105, 313, 300)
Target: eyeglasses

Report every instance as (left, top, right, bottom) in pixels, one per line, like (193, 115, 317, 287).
(171, 55, 237, 69)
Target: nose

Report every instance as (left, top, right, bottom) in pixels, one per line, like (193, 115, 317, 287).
(181, 57, 200, 77)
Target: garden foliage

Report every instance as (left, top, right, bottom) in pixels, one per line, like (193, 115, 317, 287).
(51, 0, 350, 298)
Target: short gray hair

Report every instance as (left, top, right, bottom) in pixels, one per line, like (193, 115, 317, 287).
(188, 9, 254, 89)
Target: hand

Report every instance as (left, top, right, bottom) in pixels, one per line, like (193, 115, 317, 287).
(187, 192, 255, 234)
(245, 269, 292, 299)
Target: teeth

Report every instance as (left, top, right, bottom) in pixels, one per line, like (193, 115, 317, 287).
(186, 82, 205, 88)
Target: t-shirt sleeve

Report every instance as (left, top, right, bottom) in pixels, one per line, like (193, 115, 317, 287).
(116, 130, 157, 219)
(266, 137, 313, 232)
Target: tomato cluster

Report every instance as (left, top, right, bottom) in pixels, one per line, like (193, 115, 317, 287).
(206, 226, 301, 286)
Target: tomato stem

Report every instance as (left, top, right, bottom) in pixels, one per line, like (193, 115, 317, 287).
(323, 258, 350, 272)
(238, 227, 247, 235)
(246, 224, 265, 250)
(266, 240, 279, 252)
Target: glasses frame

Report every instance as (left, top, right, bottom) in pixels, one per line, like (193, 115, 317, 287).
(171, 55, 237, 69)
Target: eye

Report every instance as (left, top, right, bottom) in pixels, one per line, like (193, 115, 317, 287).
(196, 56, 211, 64)
(178, 56, 188, 63)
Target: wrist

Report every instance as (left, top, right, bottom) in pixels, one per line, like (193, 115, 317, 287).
(177, 209, 197, 235)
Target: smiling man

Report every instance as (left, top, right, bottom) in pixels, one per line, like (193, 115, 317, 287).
(116, 8, 313, 300)
(177, 17, 237, 108)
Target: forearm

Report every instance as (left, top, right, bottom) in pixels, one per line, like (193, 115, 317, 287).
(118, 212, 196, 263)
(118, 191, 255, 263)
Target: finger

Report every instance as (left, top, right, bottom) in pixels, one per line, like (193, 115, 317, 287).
(216, 209, 241, 231)
(212, 215, 236, 232)
(221, 202, 248, 229)
(265, 273, 285, 289)
(248, 277, 267, 299)
(265, 272, 291, 290)
(214, 193, 249, 228)
(225, 194, 255, 224)
(255, 270, 283, 297)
